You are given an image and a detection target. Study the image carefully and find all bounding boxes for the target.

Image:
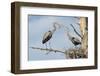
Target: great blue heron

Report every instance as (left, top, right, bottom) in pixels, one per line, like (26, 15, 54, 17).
(70, 24, 81, 46)
(66, 32, 81, 49)
(42, 22, 60, 51)
(66, 25, 81, 47)
(71, 37, 81, 46)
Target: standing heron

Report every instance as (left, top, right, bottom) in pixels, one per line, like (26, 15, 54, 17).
(42, 22, 60, 51)
(67, 31, 81, 48)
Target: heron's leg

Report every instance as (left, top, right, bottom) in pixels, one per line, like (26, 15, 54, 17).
(49, 41, 52, 50)
(75, 46, 77, 49)
(46, 42, 52, 54)
(45, 43, 47, 50)
(75, 45, 80, 50)
(45, 43, 50, 54)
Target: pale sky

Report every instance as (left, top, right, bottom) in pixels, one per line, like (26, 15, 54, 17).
(28, 15, 82, 61)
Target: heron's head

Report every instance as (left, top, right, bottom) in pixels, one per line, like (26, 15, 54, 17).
(53, 22, 61, 30)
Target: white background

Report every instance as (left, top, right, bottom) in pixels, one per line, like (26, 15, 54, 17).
(0, 0, 100, 76)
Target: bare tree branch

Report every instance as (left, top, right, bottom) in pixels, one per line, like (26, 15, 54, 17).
(30, 46, 87, 59)
(30, 47, 65, 54)
(70, 24, 82, 39)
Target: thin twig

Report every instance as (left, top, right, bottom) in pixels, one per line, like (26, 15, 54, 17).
(30, 47, 65, 54)
(70, 24, 82, 39)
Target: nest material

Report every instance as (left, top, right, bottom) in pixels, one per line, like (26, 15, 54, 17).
(65, 48, 88, 59)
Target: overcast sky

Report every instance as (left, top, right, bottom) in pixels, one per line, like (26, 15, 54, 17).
(28, 15, 81, 61)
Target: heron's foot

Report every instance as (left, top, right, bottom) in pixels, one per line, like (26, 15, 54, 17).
(45, 47, 52, 55)
(50, 47, 52, 50)
(45, 47, 48, 50)
(46, 50, 51, 55)
(75, 46, 80, 50)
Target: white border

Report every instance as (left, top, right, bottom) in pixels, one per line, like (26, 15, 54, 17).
(20, 7, 95, 70)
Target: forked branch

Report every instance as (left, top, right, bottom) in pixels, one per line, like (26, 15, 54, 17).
(70, 24, 82, 39)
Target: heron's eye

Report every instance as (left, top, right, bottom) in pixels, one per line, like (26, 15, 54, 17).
(72, 37, 75, 39)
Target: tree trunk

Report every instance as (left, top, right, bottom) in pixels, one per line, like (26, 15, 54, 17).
(79, 17, 88, 57)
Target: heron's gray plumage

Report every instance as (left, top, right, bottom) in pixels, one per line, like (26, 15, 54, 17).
(71, 37, 81, 46)
(67, 32, 81, 46)
(42, 31, 52, 44)
(42, 23, 57, 44)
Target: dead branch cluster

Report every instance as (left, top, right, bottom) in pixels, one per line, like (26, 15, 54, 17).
(65, 48, 88, 59)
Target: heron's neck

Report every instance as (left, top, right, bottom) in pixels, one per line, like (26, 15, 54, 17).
(52, 28, 56, 33)
(51, 24, 57, 33)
